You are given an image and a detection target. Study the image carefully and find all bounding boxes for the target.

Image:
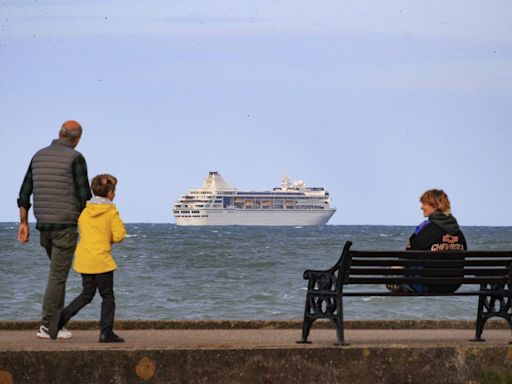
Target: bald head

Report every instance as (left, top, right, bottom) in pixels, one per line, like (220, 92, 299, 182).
(59, 120, 82, 147)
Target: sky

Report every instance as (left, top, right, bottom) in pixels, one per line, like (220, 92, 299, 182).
(1, 1, 511, 226)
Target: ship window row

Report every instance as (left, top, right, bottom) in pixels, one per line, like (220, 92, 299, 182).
(176, 203, 326, 211)
(229, 196, 324, 201)
(197, 206, 326, 211)
(243, 191, 304, 196)
(175, 215, 208, 218)
(204, 209, 325, 214)
(188, 193, 323, 199)
(176, 201, 208, 206)
(175, 215, 201, 218)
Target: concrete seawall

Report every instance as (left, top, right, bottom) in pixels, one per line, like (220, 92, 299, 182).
(1, 320, 512, 384)
(2, 318, 511, 330)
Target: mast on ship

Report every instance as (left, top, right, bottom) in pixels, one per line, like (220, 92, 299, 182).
(281, 173, 291, 191)
(280, 172, 304, 192)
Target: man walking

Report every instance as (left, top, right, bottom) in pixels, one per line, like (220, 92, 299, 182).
(18, 120, 92, 339)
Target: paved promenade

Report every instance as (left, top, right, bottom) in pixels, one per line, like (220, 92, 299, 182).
(1, 327, 510, 350)
(1, 321, 512, 384)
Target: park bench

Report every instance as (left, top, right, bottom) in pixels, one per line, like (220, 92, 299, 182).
(298, 241, 512, 345)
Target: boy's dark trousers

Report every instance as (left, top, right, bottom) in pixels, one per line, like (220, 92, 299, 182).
(60, 271, 115, 335)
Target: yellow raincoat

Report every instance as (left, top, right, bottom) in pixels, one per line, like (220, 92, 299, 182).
(74, 198, 126, 274)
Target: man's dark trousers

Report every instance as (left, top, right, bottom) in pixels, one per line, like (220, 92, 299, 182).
(39, 227, 78, 327)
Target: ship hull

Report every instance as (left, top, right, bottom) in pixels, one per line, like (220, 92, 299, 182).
(175, 208, 336, 226)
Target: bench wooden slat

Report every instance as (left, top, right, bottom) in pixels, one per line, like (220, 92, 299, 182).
(350, 251, 512, 258)
(348, 267, 509, 276)
(343, 290, 509, 297)
(352, 259, 511, 267)
(347, 277, 508, 284)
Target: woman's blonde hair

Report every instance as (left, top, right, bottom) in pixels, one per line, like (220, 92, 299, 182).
(420, 189, 451, 215)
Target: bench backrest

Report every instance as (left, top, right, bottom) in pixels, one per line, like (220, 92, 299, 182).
(335, 241, 512, 288)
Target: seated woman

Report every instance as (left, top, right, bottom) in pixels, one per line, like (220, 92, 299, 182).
(387, 189, 467, 293)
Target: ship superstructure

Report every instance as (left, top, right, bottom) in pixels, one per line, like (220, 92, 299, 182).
(173, 172, 336, 226)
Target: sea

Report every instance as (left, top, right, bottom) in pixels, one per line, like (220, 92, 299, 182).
(1, 223, 511, 321)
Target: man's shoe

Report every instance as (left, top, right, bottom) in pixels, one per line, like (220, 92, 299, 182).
(99, 332, 124, 343)
(36, 325, 50, 339)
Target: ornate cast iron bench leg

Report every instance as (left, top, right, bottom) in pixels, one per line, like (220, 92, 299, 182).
(335, 295, 349, 346)
(297, 317, 313, 344)
(297, 297, 313, 344)
(471, 294, 486, 342)
(471, 284, 512, 342)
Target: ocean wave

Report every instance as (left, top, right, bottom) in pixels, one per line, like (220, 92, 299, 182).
(1, 223, 510, 320)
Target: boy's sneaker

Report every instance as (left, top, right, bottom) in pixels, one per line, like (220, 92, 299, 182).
(36, 325, 72, 339)
(58, 327, 72, 339)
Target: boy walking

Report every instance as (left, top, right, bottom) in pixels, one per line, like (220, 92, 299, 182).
(50, 174, 126, 342)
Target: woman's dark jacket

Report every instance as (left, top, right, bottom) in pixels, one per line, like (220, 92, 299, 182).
(407, 212, 467, 293)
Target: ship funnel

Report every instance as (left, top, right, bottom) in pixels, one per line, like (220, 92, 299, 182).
(202, 172, 236, 191)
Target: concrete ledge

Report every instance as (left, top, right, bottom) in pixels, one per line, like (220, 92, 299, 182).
(1, 323, 512, 384)
(1, 319, 511, 330)
(1, 341, 512, 384)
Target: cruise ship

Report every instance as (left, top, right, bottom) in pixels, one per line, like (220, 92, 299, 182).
(173, 172, 336, 226)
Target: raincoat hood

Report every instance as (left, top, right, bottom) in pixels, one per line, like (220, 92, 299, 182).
(82, 196, 115, 217)
(429, 212, 461, 235)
